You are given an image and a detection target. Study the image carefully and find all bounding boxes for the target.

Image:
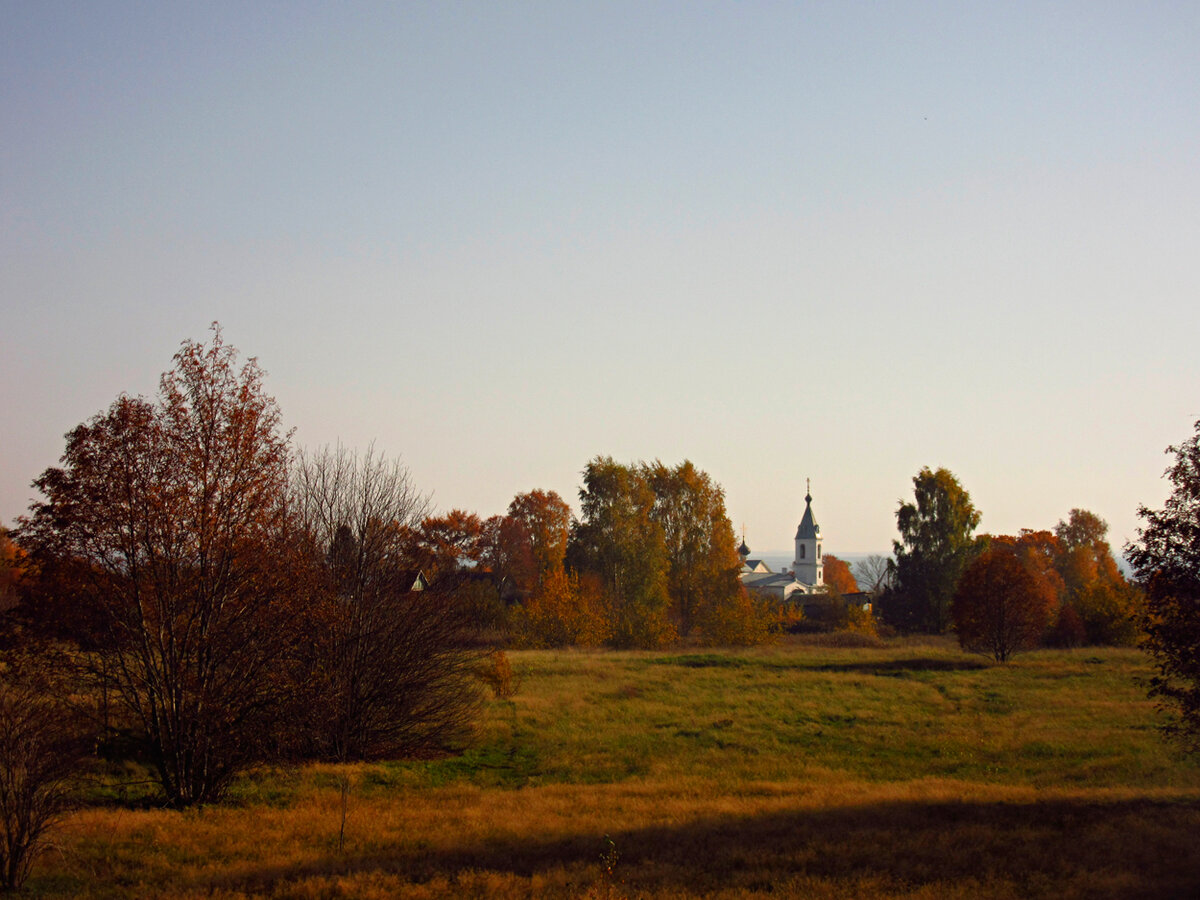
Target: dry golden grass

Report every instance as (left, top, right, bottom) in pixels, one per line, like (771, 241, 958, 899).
(27, 641, 1200, 898)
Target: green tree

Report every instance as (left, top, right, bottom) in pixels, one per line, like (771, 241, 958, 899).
(885, 467, 981, 633)
(642, 460, 742, 638)
(568, 458, 674, 649)
(1054, 508, 1109, 550)
(17, 326, 302, 807)
(1128, 419, 1200, 752)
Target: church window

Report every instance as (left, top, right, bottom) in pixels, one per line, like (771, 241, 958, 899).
(817, 545, 821, 559)
(799, 545, 806, 560)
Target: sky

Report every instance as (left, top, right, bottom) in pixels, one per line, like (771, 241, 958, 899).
(3, 2, 1199, 556)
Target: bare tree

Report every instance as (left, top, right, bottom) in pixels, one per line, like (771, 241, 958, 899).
(291, 445, 481, 761)
(853, 555, 893, 598)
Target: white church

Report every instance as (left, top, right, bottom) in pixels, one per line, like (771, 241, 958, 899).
(738, 483, 826, 601)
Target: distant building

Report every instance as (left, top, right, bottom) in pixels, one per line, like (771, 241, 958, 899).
(739, 483, 824, 601)
(739, 484, 872, 618)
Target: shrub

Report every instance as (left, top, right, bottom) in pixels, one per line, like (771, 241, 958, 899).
(0, 674, 88, 889)
(477, 650, 520, 700)
(696, 590, 776, 647)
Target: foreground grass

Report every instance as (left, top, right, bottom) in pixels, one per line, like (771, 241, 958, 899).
(31, 641, 1200, 898)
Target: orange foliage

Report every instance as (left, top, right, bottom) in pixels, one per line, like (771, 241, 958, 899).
(953, 547, 1055, 661)
(405, 510, 484, 580)
(696, 587, 777, 647)
(988, 531, 1066, 608)
(512, 568, 608, 648)
(507, 489, 571, 582)
(0, 527, 26, 612)
(822, 554, 859, 595)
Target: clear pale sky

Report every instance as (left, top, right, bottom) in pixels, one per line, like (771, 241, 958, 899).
(3, 3, 1199, 556)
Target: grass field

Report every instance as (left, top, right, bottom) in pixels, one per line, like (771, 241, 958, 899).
(29, 639, 1200, 898)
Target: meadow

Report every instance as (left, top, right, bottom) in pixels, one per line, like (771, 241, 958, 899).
(29, 638, 1200, 898)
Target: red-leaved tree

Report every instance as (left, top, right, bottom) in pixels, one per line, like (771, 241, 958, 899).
(952, 547, 1055, 662)
(18, 326, 303, 807)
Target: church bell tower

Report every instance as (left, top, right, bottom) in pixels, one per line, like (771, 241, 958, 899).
(792, 480, 823, 589)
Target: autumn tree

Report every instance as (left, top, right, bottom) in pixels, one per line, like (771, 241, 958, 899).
(1055, 508, 1109, 549)
(1127, 418, 1200, 751)
(290, 445, 480, 761)
(17, 326, 302, 807)
(499, 490, 610, 647)
(568, 458, 674, 649)
(482, 489, 572, 604)
(822, 553, 859, 595)
(696, 587, 777, 647)
(643, 460, 742, 638)
(1054, 509, 1140, 645)
(477, 513, 535, 605)
(511, 567, 609, 648)
(952, 547, 1055, 662)
(0, 529, 24, 614)
(884, 467, 982, 633)
(403, 509, 485, 581)
(506, 489, 571, 588)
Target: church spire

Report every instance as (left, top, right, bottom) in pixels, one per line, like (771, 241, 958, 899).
(796, 483, 819, 540)
(793, 480, 824, 588)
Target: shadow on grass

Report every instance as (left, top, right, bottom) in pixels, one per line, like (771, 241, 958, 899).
(215, 794, 1200, 898)
(810, 657, 990, 675)
(652, 655, 990, 675)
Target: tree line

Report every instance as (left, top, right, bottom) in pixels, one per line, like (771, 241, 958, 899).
(875, 466, 1142, 658)
(358, 457, 774, 650)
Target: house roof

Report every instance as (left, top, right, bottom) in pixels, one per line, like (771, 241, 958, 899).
(741, 572, 795, 587)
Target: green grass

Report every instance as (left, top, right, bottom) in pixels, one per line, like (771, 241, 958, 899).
(415, 641, 1195, 790)
(26, 639, 1200, 898)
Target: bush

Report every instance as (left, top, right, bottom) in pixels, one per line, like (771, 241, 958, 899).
(0, 673, 88, 889)
(477, 650, 520, 700)
(696, 590, 777, 647)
